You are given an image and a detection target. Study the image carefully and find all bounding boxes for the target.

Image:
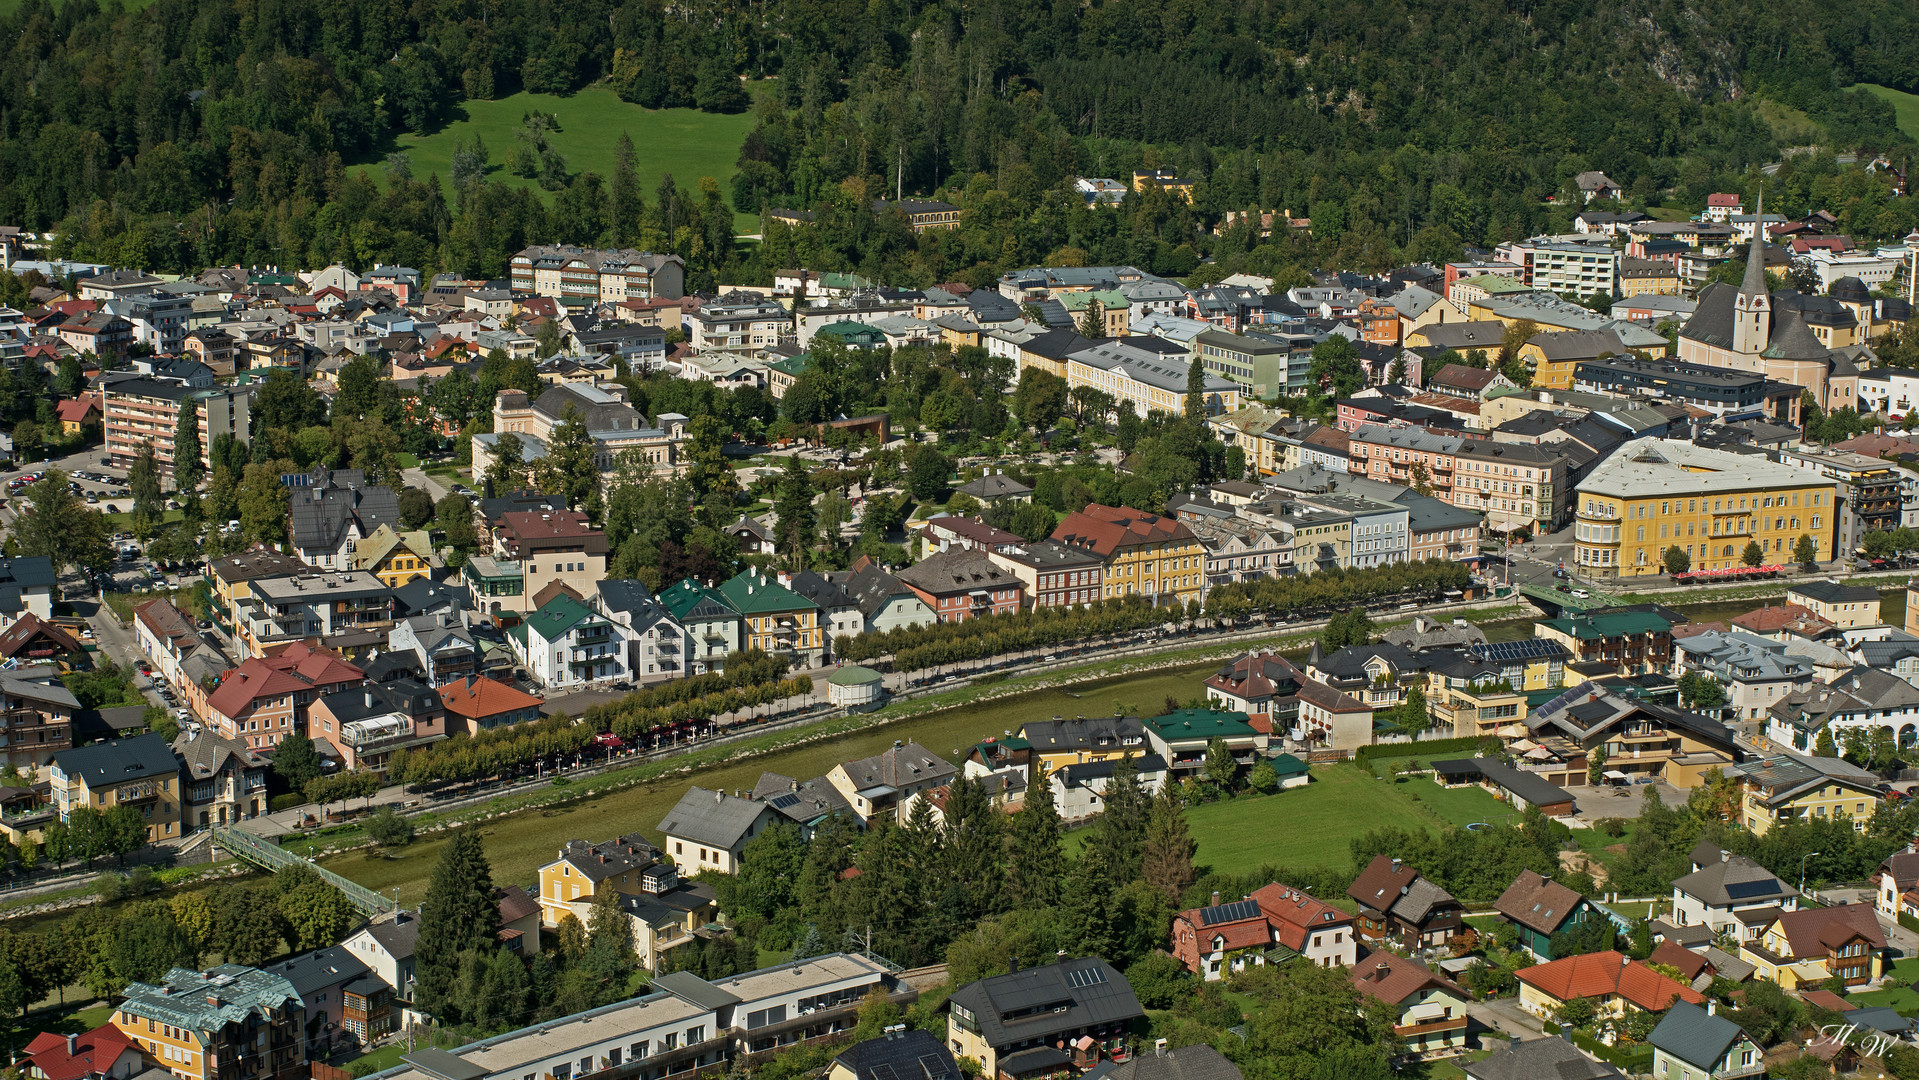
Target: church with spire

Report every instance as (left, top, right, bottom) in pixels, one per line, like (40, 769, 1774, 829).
(1676, 194, 1859, 419)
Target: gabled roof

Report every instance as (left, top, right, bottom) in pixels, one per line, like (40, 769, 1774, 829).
(1763, 902, 1885, 958)
(23, 1027, 134, 1080)
(50, 733, 179, 787)
(831, 1029, 961, 1080)
(836, 742, 955, 791)
(1051, 504, 1196, 557)
(1463, 1038, 1622, 1080)
(1672, 851, 1791, 908)
(1492, 869, 1587, 936)
(1349, 952, 1463, 1007)
(1347, 854, 1457, 925)
(1648, 1002, 1752, 1073)
(1099, 1045, 1240, 1080)
(522, 594, 602, 642)
(438, 675, 542, 720)
(657, 786, 775, 849)
(716, 570, 815, 616)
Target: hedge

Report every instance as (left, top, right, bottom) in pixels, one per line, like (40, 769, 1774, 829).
(1354, 736, 1487, 775)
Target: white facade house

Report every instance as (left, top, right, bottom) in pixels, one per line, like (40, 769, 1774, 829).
(1670, 844, 1798, 942)
(515, 594, 635, 690)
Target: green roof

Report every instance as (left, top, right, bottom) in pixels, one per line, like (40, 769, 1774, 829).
(716, 570, 815, 615)
(1142, 708, 1257, 741)
(815, 321, 884, 344)
(1268, 752, 1309, 777)
(121, 965, 301, 1037)
(1539, 611, 1673, 640)
(522, 594, 601, 641)
(769, 354, 810, 376)
(827, 664, 883, 686)
(660, 578, 733, 621)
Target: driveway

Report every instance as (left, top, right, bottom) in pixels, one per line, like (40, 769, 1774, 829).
(1572, 779, 1687, 821)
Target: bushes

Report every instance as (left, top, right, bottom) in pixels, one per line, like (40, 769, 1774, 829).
(1354, 736, 1483, 774)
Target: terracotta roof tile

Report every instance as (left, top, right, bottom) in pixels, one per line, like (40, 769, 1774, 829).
(1515, 951, 1705, 1011)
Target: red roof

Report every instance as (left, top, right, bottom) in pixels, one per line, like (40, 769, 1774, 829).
(55, 399, 99, 423)
(1051, 504, 1196, 557)
(1350, 952, 1462, 1007)
(206, 642, 363, 720)
(1647, 940, 1709, 980)
(1732, 604, 1827, 634)
(24, 1025, 134, 1080)
(1172, 904, 1271, 952)
(1707, 194, 1742, 207)
(1515, 951, 1705, 1011)
(1251, 881, 1352, 951)
(439, 675, 542, 720)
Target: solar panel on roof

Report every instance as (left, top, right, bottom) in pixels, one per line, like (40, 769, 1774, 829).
(1471, 638, 1565, 662)
(769, 793, 799, 809)
(1723, 878, 1781, 900)
(918, 1056, 950, 1079)
(1198, 899, 1262, 926)
(871, 1065, 899, 1080)
(1065, 966, 1108, 988)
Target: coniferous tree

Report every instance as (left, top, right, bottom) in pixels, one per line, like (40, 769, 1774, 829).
(414, 829, 500, 1023)
(1185, 357, 1206, 421)
(1059, 844, 1116, 960)
(173, 408, 203, 492)
(1095, 754, 1151, 878)
(943, 775, 1006, 920)
(1140, 786, 1198, 903)
(1008, 767, 1065, 909)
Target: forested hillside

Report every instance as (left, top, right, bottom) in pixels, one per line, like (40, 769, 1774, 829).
(1, 0, 1915, 287)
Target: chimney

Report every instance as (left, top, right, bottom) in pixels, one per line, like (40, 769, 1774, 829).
(1211, 890, 1221, 907)
(713, 789, 723, 804)
(1153, 1040, 1167, 1057)
(66, 1035, 76, 1057)
(1707, 1001, 1716, 1016)
(1055, 949, 1068, 964)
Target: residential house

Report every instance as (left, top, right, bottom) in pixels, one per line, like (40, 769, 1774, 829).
(1766, 667, 1919, 754)
(1786, 580, 1882, 630)
(340, 912, 421, 1002)
(1535, 610, 1675, 675)
(1671, 844, 1797, 942)
(825, 741, 957, 824)
(1514, 951, 1704, 1020)
(0, 663, 78, 768)
(834, 562, 938, 636)
(1349, 954, 1471, 1056)
(204, 643, 367, 752)
(1671, 630, 1815, 722)
(781, 572, 863, 652)
(135, 600, 227, 706)
(1203, 651, 1306, 735)
(1730, 753, 1882, 835)
(595, 581, 688, 683)
(172, 730, 268, 831)
(1293, 679, 1377, 751)
(1347, 854, 1464, 949)
(1740, 903, 1885, 989)
(262, 945, 375, 1058)
(1170, 883, 1357, 980)
(514, 593, 633, 689)
(565, 868, 720, 972)
(285, 468, 401, 570)
(1051, 504, 1206, 607)
(1526, 687, 1741, 789)
(828, 1031, 960, 1080)
(235, 571, 392, 658)
(716, 571, 823, 668)
(110, 965, 305, 1080)
(20, 1025, 144, 1080)
(656, 786, 781, 873)
(1048, 754, 1169, 822)
(351, 525, 434, 588)
(1019, 716, 1149, 776)
(1876, 848, 1919, 919)
(1140, 709, 1266, 783)
(306, 679, 447, 773)
(47, 734, 180, 842)
(387, 614, 482, 686)
(1648, 1002, 1764, 1080)
(944, 958, 1143, 1080)
(984, 541, 1105, 610)
(658, 579, 744, 676)
(206, 549, 306, 636)
(437, 675, 543, 736)
(1492, 869, 1599, 960)
(493, 511, 610, 617)
(536, 834, 665, 925)
(1462, 1040, 1623, 1080)
(895, 549, 1025, 623)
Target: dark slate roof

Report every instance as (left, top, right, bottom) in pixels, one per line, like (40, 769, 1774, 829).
(652, 970, 744, 1010)
(835, 565, 924, 620)
(785, 570, 855, 611)
(1648, 1002, 1749, 1072)
(50, 733, 179, 786)
(288, 471, 400, 550)
(831, 1028, 961, 1080)
(1100, 1046, 1241, 1080)
(1679, 283, 1737, 350)
(596, 579, 660, 616)
(944, 958, 1144, 1051)
(1463, 1038, 1622, 1080)
(1760, 311, 1827, 361)
(262, 945, 370, 1002)
(392, 577, 470, 618)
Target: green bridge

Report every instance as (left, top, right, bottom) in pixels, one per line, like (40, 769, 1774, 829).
(1517, 582, 1626, 613)
(213, 826, 394, 917)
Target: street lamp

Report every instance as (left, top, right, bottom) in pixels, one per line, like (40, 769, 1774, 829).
(1800, 851, 1822, 896)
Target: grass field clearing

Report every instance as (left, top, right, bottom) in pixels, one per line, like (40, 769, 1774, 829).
(1860, 84, 1919, 141)
(358, 86, 769, 231)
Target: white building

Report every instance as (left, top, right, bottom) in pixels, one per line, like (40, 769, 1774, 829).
(516, 593, 634, 689)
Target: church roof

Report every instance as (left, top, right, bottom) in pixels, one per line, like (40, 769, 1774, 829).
(1760, 311, 1828, 362)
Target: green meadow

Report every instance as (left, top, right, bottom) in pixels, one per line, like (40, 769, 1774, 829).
(1859, 84, 1919, 141)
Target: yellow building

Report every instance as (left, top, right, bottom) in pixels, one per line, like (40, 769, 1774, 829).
(47, 734, 182, 843)
(1057, 290, 1131, 337)
(352, 525, 434, 588)
(113, 964, 306, 1080)
(1516, 330, 1631, 392)
(1018, 718, 1149, 778)
(1052, 503, 1206, 606)
(1732, 754, 1882, 836)
(1619, 259, 1682, 297)
(1208, 406, 1291, 476)
(1571, 439, 1838, 580)
(1425, 657, 1528, 739)
(717, 571, 824, 665)
(536, 834, 667, 926)
(1132, 169, 1196, 203)
(1740, 905, 1885, 989)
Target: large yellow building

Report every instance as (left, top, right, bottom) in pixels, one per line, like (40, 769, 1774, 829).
(48, 734, 182, 843)
(113, 965, 306, 1080)
(1571, 439, 1838, 580)
(1732, 754, 1882, 836)
(717, 571, 824, 667)
(1052, 503, 1206, 606)
(205, 548, 308, 634)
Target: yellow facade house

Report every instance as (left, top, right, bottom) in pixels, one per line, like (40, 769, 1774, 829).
(1571, 439, 1838, 581)
(1740, 904, 1885, 990)
(1052, 503, 1207, 606)
(112, 965, 306, 1080)
(48, 733, 183, 843)
(1732, 754, 1882, 836)
(352, 524, 435, 588)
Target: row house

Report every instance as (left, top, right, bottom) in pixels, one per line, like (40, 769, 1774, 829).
(55, 312, 133, 359)
(895, 548, 1024, 622)
(203, 643, 367, 753)
(597, 580, 690, 684)
(1065, 338, 1241, 419)
(1452, 439, 1568, 534)
(308, 679, 448, 772)
(516, 593, 634, 689)
(509, 246, 686, 303)
(983, 541, 1105, 609)
(1052, 504, 1207, 607)
(1346, 425, 1463, 501)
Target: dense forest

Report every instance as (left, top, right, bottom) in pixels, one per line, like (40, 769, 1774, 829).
(3, 0, 1918, 289)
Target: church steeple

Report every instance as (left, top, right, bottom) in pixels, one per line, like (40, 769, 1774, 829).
(1733, 188, 1771, 355)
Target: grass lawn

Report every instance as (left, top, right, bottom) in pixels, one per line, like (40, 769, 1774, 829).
(1423, 1051, 1492, 1080)
(396, 452, 422, 469)
(1573, 821, 1636, 873)
(1848, 957, 1919, 1015)
(1860, 84, 1919, 141)
(361, 86, 770, 231)
(102, 509, 185, 527)
(1395, 777, 1516, 829)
